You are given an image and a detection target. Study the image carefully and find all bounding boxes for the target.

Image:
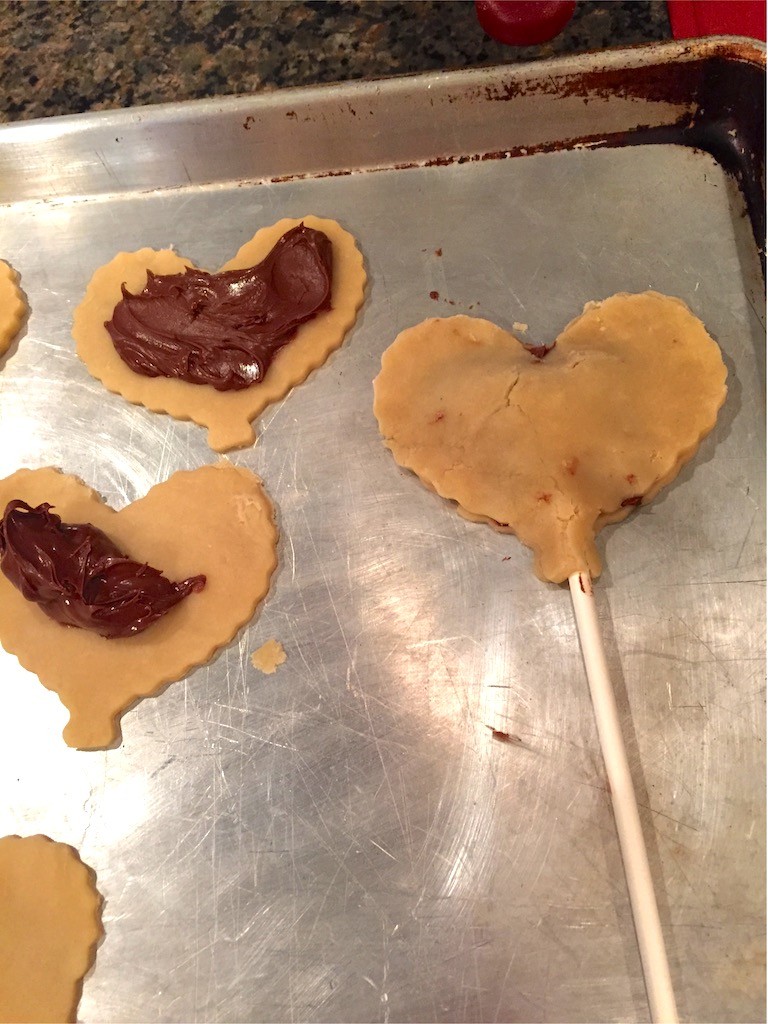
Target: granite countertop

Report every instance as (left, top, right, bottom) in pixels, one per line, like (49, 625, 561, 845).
(1, 0, 671, 123)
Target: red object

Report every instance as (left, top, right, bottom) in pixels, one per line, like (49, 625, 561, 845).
(667, 0, 766, 41)
(475, 0, 577, 46)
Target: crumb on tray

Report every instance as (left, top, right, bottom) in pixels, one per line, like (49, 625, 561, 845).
(251, 638, 286, 674)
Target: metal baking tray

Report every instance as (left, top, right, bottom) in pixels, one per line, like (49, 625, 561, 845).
(0, 38, 764, 1023)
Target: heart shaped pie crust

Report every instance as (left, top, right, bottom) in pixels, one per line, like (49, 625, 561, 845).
(0, 462, 277, 749)
(0, 834, 102, 1024)
(373, 292, 727, 583)
(72, 216, 366, 452)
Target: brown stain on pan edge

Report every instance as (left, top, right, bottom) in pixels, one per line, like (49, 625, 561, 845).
(476, 38, 761, 105)
(264, 44, 764, 265)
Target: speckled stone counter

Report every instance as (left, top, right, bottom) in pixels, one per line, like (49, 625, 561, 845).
(1, 0, 671, 123)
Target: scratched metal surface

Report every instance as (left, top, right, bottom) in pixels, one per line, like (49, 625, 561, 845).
(0, 57, 765, 1024)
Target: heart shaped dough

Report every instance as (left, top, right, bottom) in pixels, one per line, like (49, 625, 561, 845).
(0, 462, 277, 749)
(0, 260, 26, 357)
(72, 216, 367, 451)
(0, 834, 102, 1024)
(373, 292, 727, 583)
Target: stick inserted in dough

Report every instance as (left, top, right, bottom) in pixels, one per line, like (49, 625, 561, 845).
(569, 571, 678, 1024)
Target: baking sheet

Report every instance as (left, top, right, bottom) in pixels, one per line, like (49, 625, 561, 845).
(0, 45, 765, 1024)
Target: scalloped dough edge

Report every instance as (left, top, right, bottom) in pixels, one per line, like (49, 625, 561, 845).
(72, 216, 367, 451)
(0, 462, 278, 749)
(0, 260, 27, 357)
(0, 834, 103, 1023)
(373, 294, 727, 584)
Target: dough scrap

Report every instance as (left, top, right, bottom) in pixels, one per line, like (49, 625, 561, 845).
(373, 292, 727, 583)
(72, 216, 367, 451)
(251, 638, 286, 674)
(0, 261, 26, 357)
(0, 834, 102, 1024)
(0, 462, 278, 749)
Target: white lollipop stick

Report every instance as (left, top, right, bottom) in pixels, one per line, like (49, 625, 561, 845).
(568, 570, 679, 1024)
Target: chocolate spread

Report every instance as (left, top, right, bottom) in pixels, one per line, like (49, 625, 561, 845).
(0, 500, 205, 639)
(105, 224, 333, 391)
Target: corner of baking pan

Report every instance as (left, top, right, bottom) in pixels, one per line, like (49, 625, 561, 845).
(460, 36, 766, 266)
(662, 36, 765, 264)
(516, 35, 765, 268)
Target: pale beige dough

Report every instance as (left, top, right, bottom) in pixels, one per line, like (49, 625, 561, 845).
(0, 834, 102, 1023)
(72, 216, 367, 452)
(373, 292, 727, 583)
(0, 462, 278, 749)
(251, 638, 286, 674)
(0, 261, 26, 357)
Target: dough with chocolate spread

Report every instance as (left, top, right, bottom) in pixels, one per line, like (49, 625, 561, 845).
(0, 261, 26, 357)
(0, 834, 102, 1024)
(1, 500, 206, 638)
(0, 462, 278, 749)
(73, 216, 366, 451)
(374, 292, 727, 583)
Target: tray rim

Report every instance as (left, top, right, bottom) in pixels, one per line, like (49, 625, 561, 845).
(0, 37, 763, 227)
(0, 35, 764, 136)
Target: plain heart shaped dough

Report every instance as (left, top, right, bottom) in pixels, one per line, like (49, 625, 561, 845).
(373, 292, 727, 583)
(0, 834, 102, 1023)
(72, 216, 367, 451)
(0, 462, 277, 749)
(0, 260, 26, 357)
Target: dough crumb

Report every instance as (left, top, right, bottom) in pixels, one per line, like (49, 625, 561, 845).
(512, 321, 528, 333)
(251, 639, 286, 674)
